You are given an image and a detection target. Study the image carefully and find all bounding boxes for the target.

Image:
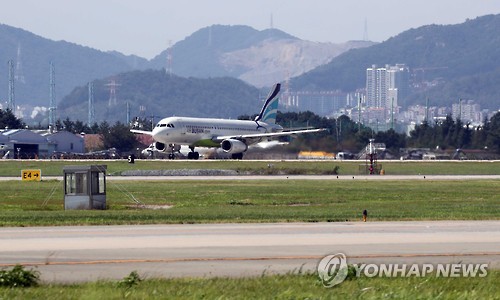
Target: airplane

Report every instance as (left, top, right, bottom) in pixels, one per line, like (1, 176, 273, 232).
(141, 140, 289, 159)
(131, 83, 325, 159)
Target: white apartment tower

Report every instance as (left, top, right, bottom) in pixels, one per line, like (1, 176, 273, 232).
(366, 64, 409, 109)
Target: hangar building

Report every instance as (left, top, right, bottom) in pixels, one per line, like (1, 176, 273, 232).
(0, 130, 84, 159)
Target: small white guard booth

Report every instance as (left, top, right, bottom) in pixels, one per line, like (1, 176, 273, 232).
(63, 165, 107, 210)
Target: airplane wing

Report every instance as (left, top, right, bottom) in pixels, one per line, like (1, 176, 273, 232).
(130, 129, 154, 135)
(213, 128, 327, 142)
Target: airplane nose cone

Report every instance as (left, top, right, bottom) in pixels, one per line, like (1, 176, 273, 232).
(152, 127, 161, 139)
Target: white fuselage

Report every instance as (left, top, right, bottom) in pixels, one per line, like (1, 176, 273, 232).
(152, 116, 283, 147)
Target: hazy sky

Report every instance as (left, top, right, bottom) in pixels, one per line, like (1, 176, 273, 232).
(1, 0, 499, 59)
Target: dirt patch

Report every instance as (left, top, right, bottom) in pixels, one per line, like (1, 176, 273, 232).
(126, 204, 173, 210)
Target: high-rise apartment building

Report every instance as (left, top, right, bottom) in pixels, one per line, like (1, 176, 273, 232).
(366, 64, 409, 109)
(452, 100, 482, 123)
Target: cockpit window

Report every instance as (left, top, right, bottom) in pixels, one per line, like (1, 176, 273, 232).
(156, 123, 175, 128)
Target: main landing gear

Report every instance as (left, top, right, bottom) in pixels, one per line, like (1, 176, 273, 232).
(168, 144, 181, 160)
(231, 153, 243, 160)
(187, 146, 200, 160)
(187, 151, 200, 160)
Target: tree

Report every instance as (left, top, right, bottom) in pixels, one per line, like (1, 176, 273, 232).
(0, 109, 24, 129)
(62, 117, 75, 133)
(375, 129, 407, 151)
(73, 120, 91, 134)
(101, 122, 138, 152)
(485, 112, 500, 153)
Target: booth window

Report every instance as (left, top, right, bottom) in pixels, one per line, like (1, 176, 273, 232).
(91, 171, 106, 194)
(66, 172, 87, 195)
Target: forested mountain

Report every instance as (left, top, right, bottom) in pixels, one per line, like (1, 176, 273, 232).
(147, 25, 375, 87)
(0, 24, 147, 107)
(4, 14, 500, 126)
(292, 14, 500, 109)
(0, 22, 372, 114)
(58, 71, 261, 123)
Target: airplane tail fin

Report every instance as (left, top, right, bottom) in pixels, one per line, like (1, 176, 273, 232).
(254, 83, 280, 124)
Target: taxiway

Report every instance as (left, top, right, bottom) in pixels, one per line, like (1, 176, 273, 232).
(0, 221, 498, 283)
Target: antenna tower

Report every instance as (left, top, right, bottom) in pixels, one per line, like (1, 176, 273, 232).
(88, 82, 95, 125)
(49, 62, 57, 131)
(139, 105, 146, 119)
(15, 44, 25, 84)
(166, 40, 173, 76)
(7, 60, 15, 114)
(282, 71, 291, 108)
(105, 79, 121, 107)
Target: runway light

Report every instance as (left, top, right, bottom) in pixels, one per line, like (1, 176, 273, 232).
(363, 209, 368, 222)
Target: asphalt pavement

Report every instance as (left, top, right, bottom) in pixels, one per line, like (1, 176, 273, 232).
(0, 221, 498, 283)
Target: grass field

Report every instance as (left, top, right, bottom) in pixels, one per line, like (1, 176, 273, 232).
(1, 161, 498, 298)
(0, 178, 498, 226)
(1, 271, 498, 299)
(0, 159, 499, 176)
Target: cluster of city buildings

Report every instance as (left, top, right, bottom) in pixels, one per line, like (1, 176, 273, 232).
(280, 64, 497, 134)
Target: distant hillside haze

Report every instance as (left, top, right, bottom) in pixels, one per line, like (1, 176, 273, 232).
(148, 25, 375, 87)
(0, 22, 373, 118)
(2, 15, 500, 125)
(58, 72, 262, 123)
(292, 14, 500, 109)
(0, 23, 145, 107)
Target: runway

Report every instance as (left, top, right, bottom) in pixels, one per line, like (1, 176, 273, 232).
(2, 174, 500, 181)
(0, 221, 499, 283)
(108, 174, 500, 181)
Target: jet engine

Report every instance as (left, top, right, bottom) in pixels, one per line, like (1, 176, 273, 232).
(221, 139, 248, 154)
(154, 141, 166, 152)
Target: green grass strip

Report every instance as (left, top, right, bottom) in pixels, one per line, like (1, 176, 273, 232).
(0, 271, 498, 299)
(0, 179, 498, 226)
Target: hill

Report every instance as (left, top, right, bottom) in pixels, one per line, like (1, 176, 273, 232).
(0, 22, 372, 122)
(0, 23, 148, 108)
(291, 14, 500, 109)
(148, 25, 375, 87)
(58, 71, 261, 124)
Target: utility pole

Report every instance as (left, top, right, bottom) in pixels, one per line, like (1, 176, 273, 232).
(49, 62, 56, 132)
(8, 60, 15, 114)
(425, 97, 429, 123)
(15, 44, 25, 84)
(458, 98, 462, 122)
(88, 82, 95, 126)
(126, 101, 131, 125)
(166, 40, 173, 77)
(358, 97, 362, 132)
(391, 97, 394, 130)
(150, 115, 160, 131)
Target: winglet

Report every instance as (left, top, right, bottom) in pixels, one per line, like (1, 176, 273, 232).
(254, 83, 281, 124)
